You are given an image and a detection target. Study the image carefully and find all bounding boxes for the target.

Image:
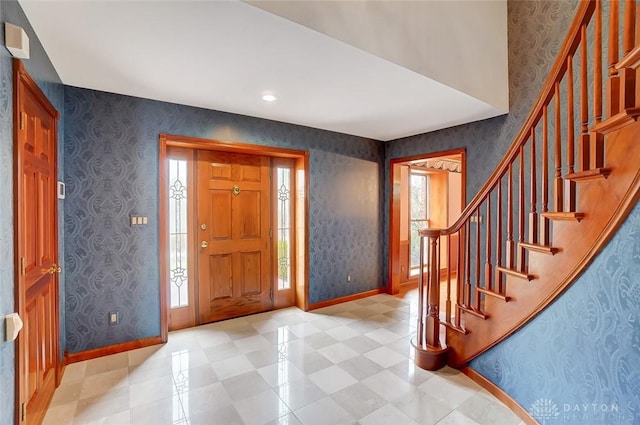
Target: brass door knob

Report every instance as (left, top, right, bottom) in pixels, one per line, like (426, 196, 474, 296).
(42, 265, 59, 275)
(201, 240, 208, 248)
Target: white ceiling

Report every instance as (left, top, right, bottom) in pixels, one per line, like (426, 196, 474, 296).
(18, 0, 509, 142)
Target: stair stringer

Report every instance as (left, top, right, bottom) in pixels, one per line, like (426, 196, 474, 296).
(447, 119, 640, 368)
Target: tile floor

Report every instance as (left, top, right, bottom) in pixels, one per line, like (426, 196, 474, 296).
(43, 292, 525, 425)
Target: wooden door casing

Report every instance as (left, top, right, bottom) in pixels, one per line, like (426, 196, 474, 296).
(14, 60, 60, 425)
(197, 150, 272, 323)
(388, 149, 466, 294)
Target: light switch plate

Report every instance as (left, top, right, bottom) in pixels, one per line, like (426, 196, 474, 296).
(5, 313, 23, 342)
(57, 181, 65, 199)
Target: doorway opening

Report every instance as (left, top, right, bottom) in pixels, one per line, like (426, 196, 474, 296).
(388, 149, 466, 294)
(159, 135, 309, 335)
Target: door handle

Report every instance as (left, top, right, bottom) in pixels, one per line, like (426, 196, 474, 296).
(42, 264, 60, 275)
(201, 240, 208, 248)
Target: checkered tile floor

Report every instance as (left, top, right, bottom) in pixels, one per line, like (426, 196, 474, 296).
(44, 291, 524, 425)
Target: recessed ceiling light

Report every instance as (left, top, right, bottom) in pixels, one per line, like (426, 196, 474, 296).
(262, 94, 277, 102)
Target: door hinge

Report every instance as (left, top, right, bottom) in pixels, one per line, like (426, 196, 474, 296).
(20, 112, 26, 130)
(270, 288, 273, 300)
(20, 257, 25, 276)
(269, 228, 272, 239)
(21, 402, 25, 421)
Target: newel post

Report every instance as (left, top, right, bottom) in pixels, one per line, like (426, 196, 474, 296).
(412, 228, 450, 371)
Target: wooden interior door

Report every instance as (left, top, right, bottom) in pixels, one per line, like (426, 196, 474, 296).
(14, 60, 60, 425)
(196, 150, 272, 323)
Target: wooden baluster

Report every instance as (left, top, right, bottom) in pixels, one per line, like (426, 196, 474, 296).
(529, 128, 538, 244)
(424, 230, 442, 350)
(485, 192, 492, 292)
(594, 0, 603, 127)
(465, 220, 472, 309)
(610, 0, 620, 76)
(475, 206, 481, 312)
(566, 55, 577, 212)
(541, 106, 551, 246)
(567, 56, 575, 176)
(495, 177, 503, 293)
(506, 163, 515, 269)
(417, 234, 426, 345)
(592, 0, 605, 169)
(554, 82, 564, 212)
(455, 228, 463, 328)
(623, 0, 636, 55)
(579, 24, 590, 171)
(607, 0, 621, 118)
(637, 0, 640, 48)
(517, 147, 526, 272)
(637, 0, 640, 105)
(619, 0, 637, 111)
(445, 234, 452, 325)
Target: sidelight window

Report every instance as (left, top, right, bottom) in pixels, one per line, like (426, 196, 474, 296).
(169, 159, 189, 308)
(276, 167, 292, 290)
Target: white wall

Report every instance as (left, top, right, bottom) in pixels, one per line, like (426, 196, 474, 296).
(249, 0, 509, 112)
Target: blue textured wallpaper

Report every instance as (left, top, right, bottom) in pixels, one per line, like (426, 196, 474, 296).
(0, 3, 16, 424)
(382, 0, 580, 281)
(4, 3, 637, 425)
(64, 87, 383, 352)
(471, 203, 640, 425)
(1, 3, 65, 425)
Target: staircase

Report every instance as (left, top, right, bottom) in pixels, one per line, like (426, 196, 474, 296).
(412, 0, 640, 370)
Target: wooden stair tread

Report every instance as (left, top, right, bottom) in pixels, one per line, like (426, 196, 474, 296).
(519, 242, 559, 255)
(496, 266, 535, 281)
(616, 45, 640, 70)
(541, 211, 585, 222)
(565, 168, 612, 182)
(591, 108, 640, 135)
(476, 287, 510, 301)
(458, 305, 488, 320)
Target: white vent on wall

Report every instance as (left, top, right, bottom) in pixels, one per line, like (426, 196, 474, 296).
(5, 23, 30, 59)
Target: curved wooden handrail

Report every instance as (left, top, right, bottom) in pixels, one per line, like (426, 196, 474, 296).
(441, 0, 596, 237)
(413, 0, 640, 373)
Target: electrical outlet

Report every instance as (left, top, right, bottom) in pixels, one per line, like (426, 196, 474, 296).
(109, 311, 119, 325)
(347, 275, 352, 282)
(130, 215, 149, 226)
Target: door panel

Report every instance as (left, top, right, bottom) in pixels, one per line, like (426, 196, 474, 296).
(238, 192, 261, 239)
(210, 191, 232, 239)
(240, 251, 261, 295)
(197, 151, 271, 323)
(210, 254, 233, 300)
(15, 60, 59, 425)
(25, 297, 38, 402)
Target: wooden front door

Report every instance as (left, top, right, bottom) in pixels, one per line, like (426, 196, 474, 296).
(196, 150, 272, 323)
(14, 60, 60, 425)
